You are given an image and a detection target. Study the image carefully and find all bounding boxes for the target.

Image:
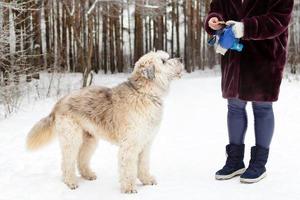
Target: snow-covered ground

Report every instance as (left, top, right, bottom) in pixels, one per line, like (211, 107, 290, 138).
(0, 70, 300, 200)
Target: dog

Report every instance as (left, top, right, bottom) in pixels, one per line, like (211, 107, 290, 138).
(26, 51, 184, 193)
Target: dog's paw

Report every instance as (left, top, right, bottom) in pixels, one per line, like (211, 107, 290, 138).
(122, 188, 138, 194)
(66, 182, 79, 190)
(81, 172, 97, 181)
(121, 184, 138, 194)
(64, 177, 79, 190)
(140, 176, 157, 186)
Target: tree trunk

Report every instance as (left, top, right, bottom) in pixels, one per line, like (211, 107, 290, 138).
(134, 0, 144, 62)
(102, 2, 108, 73)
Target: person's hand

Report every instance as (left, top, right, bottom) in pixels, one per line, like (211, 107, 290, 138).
(226, 20, 244, 38)
(208, 17, 224, 31)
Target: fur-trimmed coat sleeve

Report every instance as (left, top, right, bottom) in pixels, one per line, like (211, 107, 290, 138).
(204, 0, 224, 35)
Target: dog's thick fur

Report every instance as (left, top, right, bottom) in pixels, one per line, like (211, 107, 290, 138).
(26, 51, 183, 193)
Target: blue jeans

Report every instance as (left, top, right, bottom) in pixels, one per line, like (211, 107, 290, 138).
(227, 99, 275, 149)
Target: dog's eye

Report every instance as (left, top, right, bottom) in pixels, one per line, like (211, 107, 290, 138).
(161, 59, 166, 64)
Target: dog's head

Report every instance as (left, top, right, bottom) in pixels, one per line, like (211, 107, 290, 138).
(131, 51, 184, 92)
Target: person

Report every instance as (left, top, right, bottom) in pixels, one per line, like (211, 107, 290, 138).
(204, 0, 294, 183)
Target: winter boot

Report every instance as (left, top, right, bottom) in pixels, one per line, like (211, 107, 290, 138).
(240, 145, 269, 183)
(215, 144, 246, 180)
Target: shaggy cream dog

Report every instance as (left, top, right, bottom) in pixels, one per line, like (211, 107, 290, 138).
(26, 51, 183, 193)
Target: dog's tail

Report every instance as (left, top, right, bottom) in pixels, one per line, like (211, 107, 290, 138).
(26, 114, 56, 151)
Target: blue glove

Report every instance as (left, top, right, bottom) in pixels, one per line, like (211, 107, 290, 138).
(207, 25, 244, 55)
(219, 26, 243, 52)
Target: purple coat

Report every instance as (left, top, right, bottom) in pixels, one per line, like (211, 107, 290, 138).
(205, 0, 294, 102)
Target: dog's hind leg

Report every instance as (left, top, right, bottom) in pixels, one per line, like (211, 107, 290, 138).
(57, 116, 83, 190)
(77, 132, 98, 181)
(138, 143, 157, 186)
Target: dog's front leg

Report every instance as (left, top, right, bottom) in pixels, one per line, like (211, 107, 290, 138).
(118, 144, 139, 193)
(138, 143, 157, 185)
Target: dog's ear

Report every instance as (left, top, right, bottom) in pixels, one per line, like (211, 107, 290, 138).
(141, 64, 156, 80)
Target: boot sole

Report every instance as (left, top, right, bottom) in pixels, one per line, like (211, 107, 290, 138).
(240, 172, 267, 183)
(215, 168, 246, 180)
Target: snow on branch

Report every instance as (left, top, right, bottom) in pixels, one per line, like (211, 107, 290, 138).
(87, 0, 100, 15)
(142, 4, 160, 9)
(86, 0, 125, 16)
(0, 1, 40, 11)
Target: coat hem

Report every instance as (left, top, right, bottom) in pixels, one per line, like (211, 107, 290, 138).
(222, 94, 279, 102)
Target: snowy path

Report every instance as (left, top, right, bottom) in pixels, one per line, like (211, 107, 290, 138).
(1, 71, 300, 200)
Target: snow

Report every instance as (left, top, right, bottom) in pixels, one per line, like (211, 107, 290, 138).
(143, 5, 160, 9)
(87, 0, 99, 16)
(1, 69, 300, 200)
